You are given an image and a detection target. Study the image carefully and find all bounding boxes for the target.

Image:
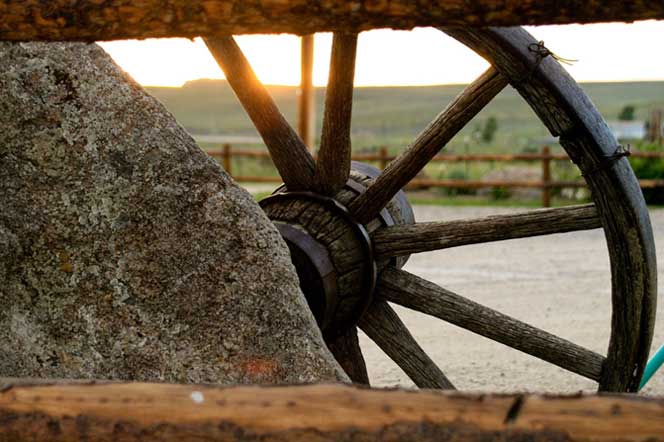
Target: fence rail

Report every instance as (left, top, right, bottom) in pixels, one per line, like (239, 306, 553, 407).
(206, 144, 664, 207)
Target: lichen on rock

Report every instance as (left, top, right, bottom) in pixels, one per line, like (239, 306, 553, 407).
(0, 42, 346, 384)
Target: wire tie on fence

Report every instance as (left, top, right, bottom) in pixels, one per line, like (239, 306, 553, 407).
(513, 41, 578, 85)
(581, 145, 631, 177)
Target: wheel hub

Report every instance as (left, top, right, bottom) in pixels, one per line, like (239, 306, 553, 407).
(261, 192, 375, 337)
(260, 162, 414, 338)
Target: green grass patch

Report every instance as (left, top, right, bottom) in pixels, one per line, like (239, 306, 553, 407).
(151, 80, 664, 155)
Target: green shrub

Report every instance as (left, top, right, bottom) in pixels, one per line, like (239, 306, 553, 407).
(441, 168, 476, 196)
(618, 105, 636, 121)
(629, 143, 664, 205)
(481, 116, 498, 143)
(490, 186, 511, 200)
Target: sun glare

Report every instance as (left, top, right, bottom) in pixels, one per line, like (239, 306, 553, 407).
(99, 21, 664, 88)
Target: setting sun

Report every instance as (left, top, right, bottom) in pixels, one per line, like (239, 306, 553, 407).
(100, 21, 664, 88)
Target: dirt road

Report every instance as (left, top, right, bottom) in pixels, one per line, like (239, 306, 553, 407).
(360, 205, 664, 394)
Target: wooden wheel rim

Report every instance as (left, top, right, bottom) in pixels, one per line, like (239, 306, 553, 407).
(442, 26, 657, 391)
(205, 26, 657, 393)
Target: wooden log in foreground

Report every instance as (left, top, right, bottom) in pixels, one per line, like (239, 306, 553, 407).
(1, 1, 663, 41)
(1, 380, 664, 441)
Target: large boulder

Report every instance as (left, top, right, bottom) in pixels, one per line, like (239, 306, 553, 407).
(0, 42, 346, 384)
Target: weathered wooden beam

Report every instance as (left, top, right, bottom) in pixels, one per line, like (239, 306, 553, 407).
(359, 299, 455, 389)
(379, 267, 606, 381)
(204, 36, 316, 190)
(326, 327, 370, 385)
(349, 68, 508, 223)
(1, 380, 664, 441)
(316, 33, 358, 196)
(373, 204, 602, 259)
(1, 1, 663, 41)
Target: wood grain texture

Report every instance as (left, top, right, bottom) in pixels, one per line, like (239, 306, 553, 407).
(373, 204, 601, 259)
(1, 380, 664, 442)
(442, 26, 657, 392)
(204, 36, 316, 190)
(2, 1, 664, 41)
(379, 267, 605, 381)
(261, 196, 373, 335)
(326, 326, 370, 384)
(359, 299, 454, 389)
(298, 34, 315, 150)
(349, 68, 508, 223)
(563, 133, 655, 393)
(316, 33, 358, 196)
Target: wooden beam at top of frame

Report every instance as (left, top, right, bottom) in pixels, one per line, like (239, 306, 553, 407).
(1, 380, 664, 441)
(1, 1, 663, 41)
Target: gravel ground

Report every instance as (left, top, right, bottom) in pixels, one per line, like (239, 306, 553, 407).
(359, 205, 664, 395)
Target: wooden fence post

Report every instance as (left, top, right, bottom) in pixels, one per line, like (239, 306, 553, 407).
(298, 34, 315, 151)
(648, 109, 663, 145)
(223, 143, 232, 176)
(379, 146, 389, 170)
(542, 145, 551, 207)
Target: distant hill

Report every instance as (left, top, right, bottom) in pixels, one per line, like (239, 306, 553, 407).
(147, 79, 664, 153)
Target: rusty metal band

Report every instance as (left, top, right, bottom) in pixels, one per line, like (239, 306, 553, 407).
(274, 179, 394, 228)
(344, 178, 395, 228)
(271, 162, 414, 230)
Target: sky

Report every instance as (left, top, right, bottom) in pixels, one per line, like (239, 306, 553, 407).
(99, 21, 664, 88)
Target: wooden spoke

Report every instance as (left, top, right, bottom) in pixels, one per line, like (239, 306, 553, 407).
(326, 327, 370, 385)
(359, 299, 455, 389)
(316, 33, 359, 195)
(204, 36, 316, 190)
(373, 203, 601, 259)
(379, 267, 605, 381)
(349, 67, 508, 223)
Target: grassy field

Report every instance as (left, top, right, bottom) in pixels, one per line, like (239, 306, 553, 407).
(148, 79, 664, 154)
(147, 80, 664, 204)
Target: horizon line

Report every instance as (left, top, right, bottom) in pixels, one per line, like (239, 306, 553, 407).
(145, 77, 664, 89)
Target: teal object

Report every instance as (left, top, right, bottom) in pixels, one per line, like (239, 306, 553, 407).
(640, 344, 664, 390)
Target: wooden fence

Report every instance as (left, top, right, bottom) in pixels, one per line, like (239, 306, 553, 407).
(206, 145, 664, 207)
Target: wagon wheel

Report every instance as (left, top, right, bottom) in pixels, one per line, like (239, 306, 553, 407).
(203, 26, 657, 393)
